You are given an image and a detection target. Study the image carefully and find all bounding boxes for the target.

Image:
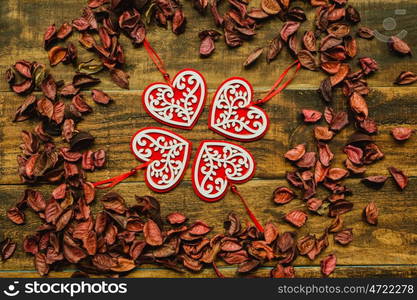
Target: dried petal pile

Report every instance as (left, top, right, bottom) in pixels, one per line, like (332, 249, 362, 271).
(11, 189, 303, 278)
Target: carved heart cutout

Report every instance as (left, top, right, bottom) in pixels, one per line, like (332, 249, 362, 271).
(209, 77, 269, 141)
(142, 69, 207, 130)
(130, 127, 191, 192)
(192, 141, 256, 202)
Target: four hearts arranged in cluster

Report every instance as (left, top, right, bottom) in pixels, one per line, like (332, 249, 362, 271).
(130, 68, 269, 202)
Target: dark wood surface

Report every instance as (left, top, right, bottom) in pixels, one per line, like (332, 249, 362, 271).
(0, 0, 416, 278)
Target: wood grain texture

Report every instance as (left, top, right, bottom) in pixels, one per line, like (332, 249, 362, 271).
(0, 0, 416, 91)
(1, 88, 417, 184)
(1, 266, 417, 278)
(0, 0, 416, 278)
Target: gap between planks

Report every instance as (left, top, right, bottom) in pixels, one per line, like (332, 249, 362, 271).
(2, 86, 417, 94)
(1, 176, 417, 186)
(1, 264, 417, 273)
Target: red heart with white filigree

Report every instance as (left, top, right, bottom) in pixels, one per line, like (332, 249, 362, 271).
(130, 127, 191, 192)
(142, 69, 207, 130)
(192, 140, 256, 202)
(208, 77, 269, 141)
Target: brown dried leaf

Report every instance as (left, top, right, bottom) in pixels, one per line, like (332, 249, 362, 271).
(243, 48, 263, 68)
(272, 186, 295, 205)
(321, 254, 337, 277)
(284, 210, 308, 228)
(363, 201, 378, 225)
(391, 127, 413, 141)
(388, 167, 408, 190)
(143, 219, 163, 246)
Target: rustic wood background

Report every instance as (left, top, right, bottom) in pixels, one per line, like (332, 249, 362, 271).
(0, 0, 417, 278)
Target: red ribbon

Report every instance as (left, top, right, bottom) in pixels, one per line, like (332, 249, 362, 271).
(93, 161, 150, 189)
(143, 38, 171, 84)
(247, 60, 301, 108)
(230, 185, 264, 232)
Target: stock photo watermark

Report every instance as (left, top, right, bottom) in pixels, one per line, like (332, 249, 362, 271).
(374, 9, 408, 42)
(2, 280, 128, 297)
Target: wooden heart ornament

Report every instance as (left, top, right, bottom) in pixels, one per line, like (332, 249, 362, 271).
(192, 140, 256, 202)
(142, 69, 207, 130)
(209, 77, 269, 141)
(130, 127, 191, 192)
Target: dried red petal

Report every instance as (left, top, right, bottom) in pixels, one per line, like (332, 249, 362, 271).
(328, 200, 353, 217)
(302, 109, 322, 123)
(143, 219, 163, 246)
(395, 71, 417, 85)
(57, 22, 73, 40)
(280, 21, 300, 42)
(48, 46, 68, 66)
(327, 168, 349, 181)
(391, 127, 413, 141)
(317, 142, 334, 167)
(100, 192, 126, 214)
(306, 198, 323, 212)
(296, 152, 317, 169)
(388, 167, 408, 190)
(334, 228, 353, 245)
(92, 89, 112, 105)
(363, 201, 378, 225)
(7, 207, 25, 225)
(284, 210, 308, 228)
(343, 145, 363, 165)
(321, 254, 337, 277)
(284, 144, 306, 161)
(314, 126, 334, 141)
(361, 175, 388, 188)
(388, 36, 412, 55)
(272, 187, 295, 204)
(271, 264, 295, 278)
(243, 48, 264, 68)
(166, 212, 187, 225)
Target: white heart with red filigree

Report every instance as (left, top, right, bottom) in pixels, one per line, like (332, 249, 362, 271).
(192, 141, 255, 202)
(130, 127, 191, 192)
(209, 77, 269, 141)
(142, 69, 207, 130)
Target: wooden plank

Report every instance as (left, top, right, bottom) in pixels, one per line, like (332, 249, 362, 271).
(1, 87, 417, 184)
(0, 0, 416, 91)
(1, 178, 417, 272)
(1, 265, 417, 278)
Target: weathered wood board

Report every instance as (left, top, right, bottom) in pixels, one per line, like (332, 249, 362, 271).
(0, 0, 416, 278)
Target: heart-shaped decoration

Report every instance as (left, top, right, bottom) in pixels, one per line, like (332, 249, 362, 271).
(130, 127, 191, 192)
(142, 69, 207, 130)
(192, 140, 255, 202)
(209, 77, 269, 141)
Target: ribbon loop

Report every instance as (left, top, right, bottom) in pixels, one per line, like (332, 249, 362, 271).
(93, 162, 150, 189)
(143, 38, 171, 84)
(248, 60, 301, 108)
(230, 185, 264, 232)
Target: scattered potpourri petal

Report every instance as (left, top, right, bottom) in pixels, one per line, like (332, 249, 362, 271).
(361, 176, 388, 188)
(395, 71, 417, 85)
(320, 254, 337, 277)
(388, 167, 408, 190)
(284, 210, 308, 228)
(388, 36, 412, 56)
(391, 127, 413, 141)
(334, 228, 353, 245)
(243, 48, 264, 68)
(302, 109, 322, 123)
(272, 187, 295, 205)
(363, 201, 378, 225)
